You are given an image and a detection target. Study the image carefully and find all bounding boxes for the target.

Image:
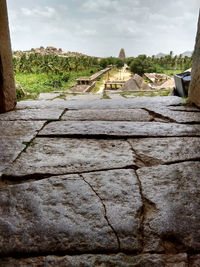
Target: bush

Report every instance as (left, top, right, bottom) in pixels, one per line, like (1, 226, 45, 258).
(116, 59, 124, 68)
(61, 73, 70, 82)
(99, 58, 109, 69)
(130, 55, 157, 75)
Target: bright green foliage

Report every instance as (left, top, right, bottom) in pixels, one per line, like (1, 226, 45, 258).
(15, 69, 98, 95)
(127, 52, 192, 76)
(13, 53, 126, 100)
(13, 53, 99, 75)
(116, 59, 124, 68)
(99, 57, 125, 69)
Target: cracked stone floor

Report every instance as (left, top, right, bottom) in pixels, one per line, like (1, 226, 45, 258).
(0, 96, 200, 266)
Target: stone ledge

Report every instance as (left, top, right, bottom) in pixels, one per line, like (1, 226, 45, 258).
(0, 253, 189, 266)
(39, 121, 200, 137)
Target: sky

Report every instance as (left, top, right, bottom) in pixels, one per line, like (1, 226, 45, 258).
(7, 0, 200, 57)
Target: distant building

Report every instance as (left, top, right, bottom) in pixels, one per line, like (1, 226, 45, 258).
(119, 48, 126, 60)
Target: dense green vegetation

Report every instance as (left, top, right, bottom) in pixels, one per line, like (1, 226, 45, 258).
(15, 69, 97, 95)
(13, 51, 192, 100)
(13, 53, 124, 99)
(127, 52, 193, 76)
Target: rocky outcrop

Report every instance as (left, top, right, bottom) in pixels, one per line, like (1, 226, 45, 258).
(14, 47, 88, 57)
(189, 11, 200, 107)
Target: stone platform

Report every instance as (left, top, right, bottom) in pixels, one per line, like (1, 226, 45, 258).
(0, 96, 200, 266)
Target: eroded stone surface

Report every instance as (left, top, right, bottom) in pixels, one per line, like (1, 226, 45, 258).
(17, 96, 184, 110)
(0, 121, 44, 173)
(39, 121, 200, 137)
(169, 105, 200, 112)
(128, 137, 200, 167)
(137, 162, 200, 252)
(0, 174, 118, 256)
(0, 253, 188, 267)
(0, 138, 25, 172)
(0, 108, 64, 120)
(38, 92, 61, 100)
(0, 121, 44, 141)
(82, 169, 142, 251)
(146, 106, 200, 123)
(62, 109, 153, 121)
(3, 138, 134, 177)
(67, 93, 102, 100)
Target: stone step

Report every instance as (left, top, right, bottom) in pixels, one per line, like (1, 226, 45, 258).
(39, 121, 200, 137)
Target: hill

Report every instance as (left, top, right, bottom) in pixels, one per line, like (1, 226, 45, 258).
(13, 46, 89, 57)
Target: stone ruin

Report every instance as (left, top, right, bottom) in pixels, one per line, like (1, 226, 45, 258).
(121, 74, 151, 91)
(119, 48, 126, 60)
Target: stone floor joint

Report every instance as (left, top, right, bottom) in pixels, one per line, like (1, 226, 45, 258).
(142, 107, 176, 123)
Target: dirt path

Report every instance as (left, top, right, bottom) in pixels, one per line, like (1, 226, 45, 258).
(97, 65, 132, 94)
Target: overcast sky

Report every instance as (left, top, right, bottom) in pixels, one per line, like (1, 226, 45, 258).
(7, 0, 199, 57)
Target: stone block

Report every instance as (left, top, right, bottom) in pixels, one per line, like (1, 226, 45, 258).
(137, 162, 200, 252)
(128, 137, 200, 167)
(39, 121, 200, 137)
(3, 138, 134, 178)
(62, 109, 153, 121)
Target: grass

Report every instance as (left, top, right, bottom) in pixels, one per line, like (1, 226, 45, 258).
(15, 66, 175, 101)
(102, 92, 111, 99)
(161, 69, 184, 76)
(120, 88, 171, 98)
(15, 68, 98, 99)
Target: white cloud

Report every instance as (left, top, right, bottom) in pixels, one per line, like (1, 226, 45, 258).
(6, 0, 199, 57)
(21, 6, 56, 18)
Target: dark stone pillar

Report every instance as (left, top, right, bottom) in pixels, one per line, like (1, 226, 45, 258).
(189, 11, 200, 107)
(0, 0, 17, 113)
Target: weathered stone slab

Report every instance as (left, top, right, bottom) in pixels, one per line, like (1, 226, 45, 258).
(39, 121, 200, 137)
(38, 92, 61, 100)
(0, 108, 64, 121)
(147, 106, 200, 123)
(3, 138, 134, 177)
(17, 96, 184, 110)
(128, 137, 200, 167)
(0, 174, 118, 256)
(0, 253, 188, 266)
(106, 93, 124, 99)
(67, 93, 102, 100)
(169, 105, 200, 112)
(82, 169, 142, 251)
(0, 138, 26, 172)
(0, 121, 45, 141)
(0, 121, 44, 172)
(62, 109, 153, 121)
(137, 162, 200, 252)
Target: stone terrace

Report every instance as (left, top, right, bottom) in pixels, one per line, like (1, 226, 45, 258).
(0, 96, 200, 266)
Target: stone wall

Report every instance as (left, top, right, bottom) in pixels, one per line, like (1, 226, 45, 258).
(0, 0, 16, 113)
(189, 11, 200, 107)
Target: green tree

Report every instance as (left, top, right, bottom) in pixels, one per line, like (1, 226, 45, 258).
(116, 59, 124, 68)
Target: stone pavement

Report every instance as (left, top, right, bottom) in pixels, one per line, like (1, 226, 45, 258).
(0, 96, 200, 266)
